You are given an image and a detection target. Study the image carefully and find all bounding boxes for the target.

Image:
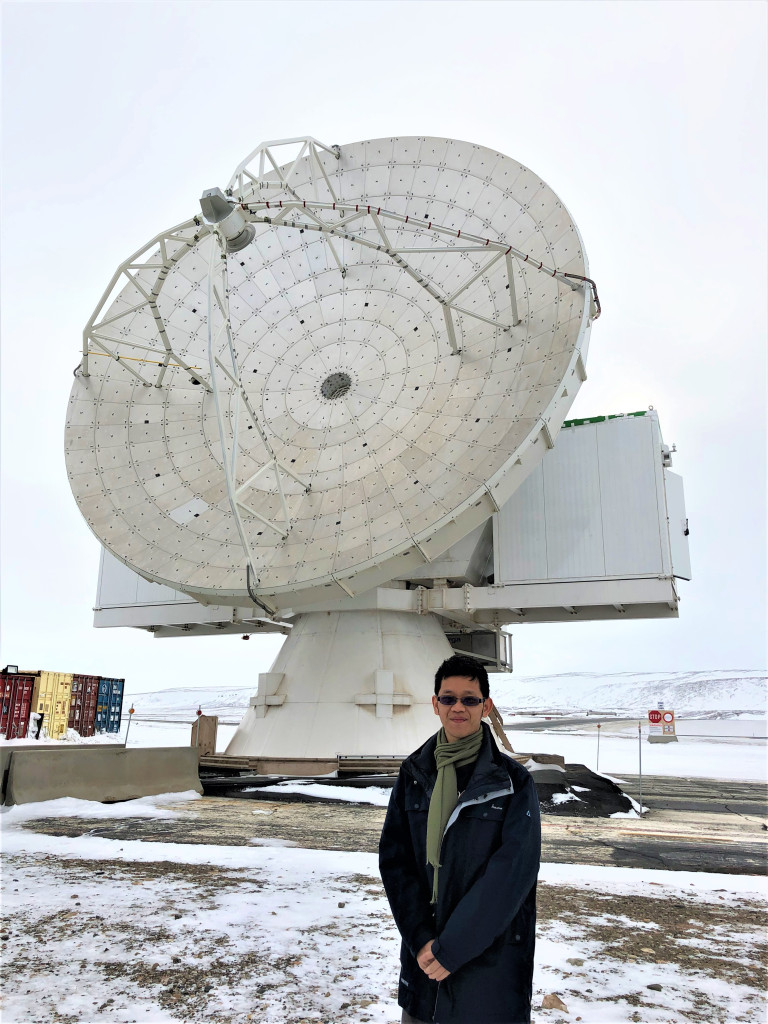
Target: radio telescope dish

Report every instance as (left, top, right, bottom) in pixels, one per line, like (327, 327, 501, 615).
(66, 136, 598, 614)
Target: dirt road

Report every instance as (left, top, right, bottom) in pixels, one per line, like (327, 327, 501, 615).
(23, 775, 768, 875)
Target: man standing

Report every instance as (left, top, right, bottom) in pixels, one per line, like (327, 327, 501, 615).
(379, 654, 540, 1024)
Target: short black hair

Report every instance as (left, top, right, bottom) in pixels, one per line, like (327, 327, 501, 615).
(434, 655, 489, 699)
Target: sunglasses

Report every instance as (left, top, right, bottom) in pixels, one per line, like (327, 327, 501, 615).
(436, 695, 485, 707)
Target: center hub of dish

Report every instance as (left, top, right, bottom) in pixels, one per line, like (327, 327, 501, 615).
(320, 371, 352, 400)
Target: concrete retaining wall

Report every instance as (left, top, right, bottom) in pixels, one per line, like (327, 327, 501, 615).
(4, 746, 202, 805)
(1, 742, 124, 803)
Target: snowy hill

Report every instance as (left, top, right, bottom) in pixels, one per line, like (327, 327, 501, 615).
(126, 685, 258, 723)
(491, 670, 766, 718)
(126, 670, 766, 721)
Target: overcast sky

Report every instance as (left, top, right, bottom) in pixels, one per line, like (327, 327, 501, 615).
(1, 1, 765, 700)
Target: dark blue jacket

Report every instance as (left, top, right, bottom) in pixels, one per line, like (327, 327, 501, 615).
(379, 722, 540, 1024)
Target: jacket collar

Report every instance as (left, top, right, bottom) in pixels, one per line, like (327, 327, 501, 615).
(403, 721, 510, 798)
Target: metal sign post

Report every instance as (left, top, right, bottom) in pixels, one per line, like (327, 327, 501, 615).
(195, 705, 202, 747)
(124, 705, 135, 748)
(596, 722, 601, 773)
(637, 721, 643, 816)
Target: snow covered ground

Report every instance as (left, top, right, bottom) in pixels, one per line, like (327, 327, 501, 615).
(501, 719, 767, 783)
(2, 669, 765, 1021)
(1, 793, 766, 1024)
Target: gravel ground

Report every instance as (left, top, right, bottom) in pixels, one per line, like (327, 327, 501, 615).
(1, 848, 766, 1024)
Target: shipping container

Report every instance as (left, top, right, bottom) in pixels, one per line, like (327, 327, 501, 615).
(95, 677, 125, 734)
(0, 667, 36, 739)
(68, 674, 100, 737)
(28, 671, 74, 739)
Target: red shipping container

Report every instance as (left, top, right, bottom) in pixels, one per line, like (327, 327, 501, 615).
(68, 674, 100, 738)
(1, 669, 36, 739)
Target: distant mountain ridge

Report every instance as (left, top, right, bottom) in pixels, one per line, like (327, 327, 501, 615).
(491, 670, 766, 717)
(127, 670, 766, 720)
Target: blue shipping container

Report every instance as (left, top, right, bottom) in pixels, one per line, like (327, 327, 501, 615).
(95, 677, 125, 734)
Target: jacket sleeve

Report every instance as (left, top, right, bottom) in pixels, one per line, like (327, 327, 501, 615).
(430, 770, 541, 974)
(378, 771, 436, 958)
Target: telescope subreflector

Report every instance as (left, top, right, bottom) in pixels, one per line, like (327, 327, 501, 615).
(199, 186, 255, 252)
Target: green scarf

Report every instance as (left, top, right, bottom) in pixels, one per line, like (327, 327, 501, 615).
(426, 726, 483, 905)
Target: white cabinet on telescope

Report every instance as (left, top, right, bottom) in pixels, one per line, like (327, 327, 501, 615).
(490, 410, 690, 620)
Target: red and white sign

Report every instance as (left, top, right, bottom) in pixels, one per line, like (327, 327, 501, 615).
(649, 708, 676, 735)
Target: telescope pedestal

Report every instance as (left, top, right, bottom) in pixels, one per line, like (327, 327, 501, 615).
(225, 609, 452, 758)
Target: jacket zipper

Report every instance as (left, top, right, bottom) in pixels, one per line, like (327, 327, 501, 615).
(433, 780, 516, 954)
(441, 782, 515, 841)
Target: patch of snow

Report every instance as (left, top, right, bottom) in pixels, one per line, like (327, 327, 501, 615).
(0, 790, 201, 821)
(0, 730, 124, 746)
(524, 758, 565, 772)
(551, 791, 583, 804)
(585, 914, 661, 930)
(252, 782, 393, 806)
(248, 837, 298, 847)
(540, 862, 768, 903)
(534, 919, 761, 1023)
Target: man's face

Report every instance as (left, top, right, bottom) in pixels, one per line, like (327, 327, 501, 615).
(432, 675, 493, 744)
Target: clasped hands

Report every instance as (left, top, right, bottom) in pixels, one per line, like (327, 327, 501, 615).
(416, 940, 451, 981)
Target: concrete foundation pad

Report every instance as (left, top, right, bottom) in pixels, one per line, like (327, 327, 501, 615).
(4, 746, 203, 806)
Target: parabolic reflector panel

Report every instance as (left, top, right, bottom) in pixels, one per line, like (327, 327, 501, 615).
(66, 136, 596, 607)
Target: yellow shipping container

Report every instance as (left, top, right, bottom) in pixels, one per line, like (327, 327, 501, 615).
(28, 671, 74, 739)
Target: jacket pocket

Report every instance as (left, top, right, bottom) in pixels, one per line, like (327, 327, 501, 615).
(399, 953, 436, 1020)
(460, 798, 508, 823)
